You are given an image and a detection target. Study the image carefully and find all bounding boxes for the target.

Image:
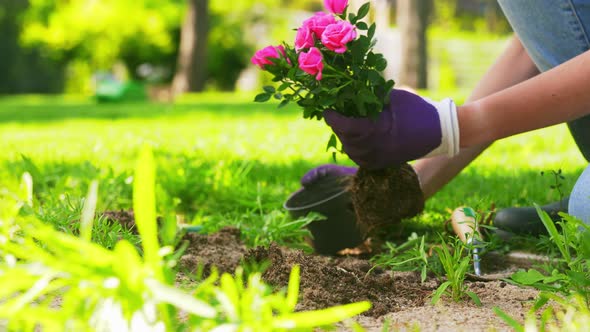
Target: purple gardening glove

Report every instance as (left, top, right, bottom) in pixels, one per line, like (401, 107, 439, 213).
(300, 164, 357, 187)
(324, 89, 460, 169)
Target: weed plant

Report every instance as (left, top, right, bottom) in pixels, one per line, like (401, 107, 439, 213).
(496, 207, 590, 331)
(430, 234, 481, 306)
(200, 188, 323, 252)
(370, 233, 438, 283)
(0, 146, 370, 330)
(495, 292, 590, 332)
(508, 208, 590, 302)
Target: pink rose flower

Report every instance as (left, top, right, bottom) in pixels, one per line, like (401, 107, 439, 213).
(302, 12, 336, 39)
(251, 45, 286, 69)
(321, 21, 357, 54)
(324, 0, 348, 14)
(298, 47, 324, 80)
(295, 26, 315, 51)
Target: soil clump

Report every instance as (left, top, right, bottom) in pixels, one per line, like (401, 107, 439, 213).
(350, 164, 424, 240)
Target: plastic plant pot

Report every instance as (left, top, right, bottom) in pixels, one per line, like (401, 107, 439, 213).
(284, 175, 363, 255)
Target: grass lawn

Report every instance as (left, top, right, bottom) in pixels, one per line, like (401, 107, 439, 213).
(0, 93, 587, 244)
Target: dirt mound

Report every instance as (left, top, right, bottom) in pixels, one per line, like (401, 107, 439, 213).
(245, 243, 428, 317)
(179, 227, 247, 276)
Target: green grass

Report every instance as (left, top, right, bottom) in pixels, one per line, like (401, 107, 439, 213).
(0, 92, 586, 243)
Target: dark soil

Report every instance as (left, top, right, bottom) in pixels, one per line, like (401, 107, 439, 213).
(350, 165, 424, 240)
(102, 210, 541, 331)
(245, 243, 429, 317)
(180, 227, 247, 275)
(101, 210, 139, 233)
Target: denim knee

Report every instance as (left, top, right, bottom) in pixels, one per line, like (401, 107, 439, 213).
(569, 165, 590, 224)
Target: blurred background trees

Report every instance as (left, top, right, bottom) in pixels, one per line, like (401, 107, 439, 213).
(0, 0, 512, 96)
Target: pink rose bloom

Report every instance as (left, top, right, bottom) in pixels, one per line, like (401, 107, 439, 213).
(302, 12, 336, 39)
(321, 21, 357, 54)
(295, 26, 315, 51)
(251, 45, 286, 69)
(324, 0, 348, 14)
(298, 47, 324, 80)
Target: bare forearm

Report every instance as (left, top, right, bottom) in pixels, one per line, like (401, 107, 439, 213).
(460, 49, 590, 147)
(415, 36, 539, 198)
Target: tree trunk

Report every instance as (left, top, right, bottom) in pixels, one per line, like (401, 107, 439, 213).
(397, 0, 430, 89)
(172, 0, 209, 95)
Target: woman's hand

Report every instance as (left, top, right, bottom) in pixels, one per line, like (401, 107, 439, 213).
(324, 89, 460, 169)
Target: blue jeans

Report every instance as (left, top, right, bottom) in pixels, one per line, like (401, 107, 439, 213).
(497, 0, 590, 223)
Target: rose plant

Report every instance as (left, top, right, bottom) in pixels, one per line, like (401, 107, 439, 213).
(252, 0, 395, 127)
(253, 1, 425, 244)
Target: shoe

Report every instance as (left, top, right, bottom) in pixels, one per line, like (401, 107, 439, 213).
(493, 197, 569, 236)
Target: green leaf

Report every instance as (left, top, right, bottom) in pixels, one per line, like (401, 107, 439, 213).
(133, 145, 161, 277)
(511, 269, 546, 285)
(79, 180, 98, 242)
(364, 52, 376, 67)
(147, 279, 216, 319)
(356, 21, 368, 30)
(320, 96, 337, 107)
(356, 2, 371, 21)
(566, 270, 590, 286)
(263, 85, 276, 94)
(326, 133, 338, 152)
(466, 291, 482, 307)
(367, 70, 382, 85)
(278, 99, 290, 108)
(273, 301, 371, 329)
(303, 107, 315, 119)
(21, 172, 34, 207)
(375, 58, 388, 71)
(274, 93, 283, 100)
(286, 265, 300, 311)
(431, 281, 451, 304)
(462, 207, 477, 219)
(531, 295, 550, 312)
(278, 82, 290, 92)
(348, 13, 357, 24)
(368, 23, 376, 40)
(219, 273, 240, 320)
(493, 307, 524, 332)
(255, 93, 272, 103)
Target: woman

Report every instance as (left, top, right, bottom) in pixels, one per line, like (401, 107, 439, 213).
(304, 1, 590, 231)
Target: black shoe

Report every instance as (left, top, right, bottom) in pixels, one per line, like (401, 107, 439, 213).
(493, 197, 569, 236)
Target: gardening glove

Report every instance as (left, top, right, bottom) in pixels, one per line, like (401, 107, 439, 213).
(324, 89, 460, 170)
(300, 164, 357, 187)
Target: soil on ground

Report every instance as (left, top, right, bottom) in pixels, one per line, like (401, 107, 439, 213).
(104, 212, 540, 332)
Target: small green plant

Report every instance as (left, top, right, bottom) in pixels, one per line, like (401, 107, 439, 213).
(430, 234, 481, 306)
(203, 187, 323, 252)
(370, 232, 435, 283)
(495, 292, 590, 332)
(508, 208, 590, 303)
(541, 169, 567, 203)
(0, 146, 371, 330)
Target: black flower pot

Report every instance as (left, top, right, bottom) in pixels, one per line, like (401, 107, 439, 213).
(284, 175, 363, 255)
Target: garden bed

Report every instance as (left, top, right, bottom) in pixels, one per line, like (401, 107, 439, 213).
(177, 227, 539, 331)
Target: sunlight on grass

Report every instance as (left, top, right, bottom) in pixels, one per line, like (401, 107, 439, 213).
(0, 93, 586, 233)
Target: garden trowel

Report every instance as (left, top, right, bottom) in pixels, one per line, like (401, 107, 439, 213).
(451, 207, 482, 276)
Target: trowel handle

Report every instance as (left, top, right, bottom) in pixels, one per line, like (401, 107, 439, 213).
(451, 207, 478, 244)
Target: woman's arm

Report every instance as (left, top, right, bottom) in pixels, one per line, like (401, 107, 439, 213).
(414, 35, 540, 198)
(459, 48, 590, 147)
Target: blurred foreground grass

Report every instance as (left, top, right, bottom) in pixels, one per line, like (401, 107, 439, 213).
(0, 92, 586, 238)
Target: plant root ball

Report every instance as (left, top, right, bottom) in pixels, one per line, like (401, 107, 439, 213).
(350, 164, 424, 239)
